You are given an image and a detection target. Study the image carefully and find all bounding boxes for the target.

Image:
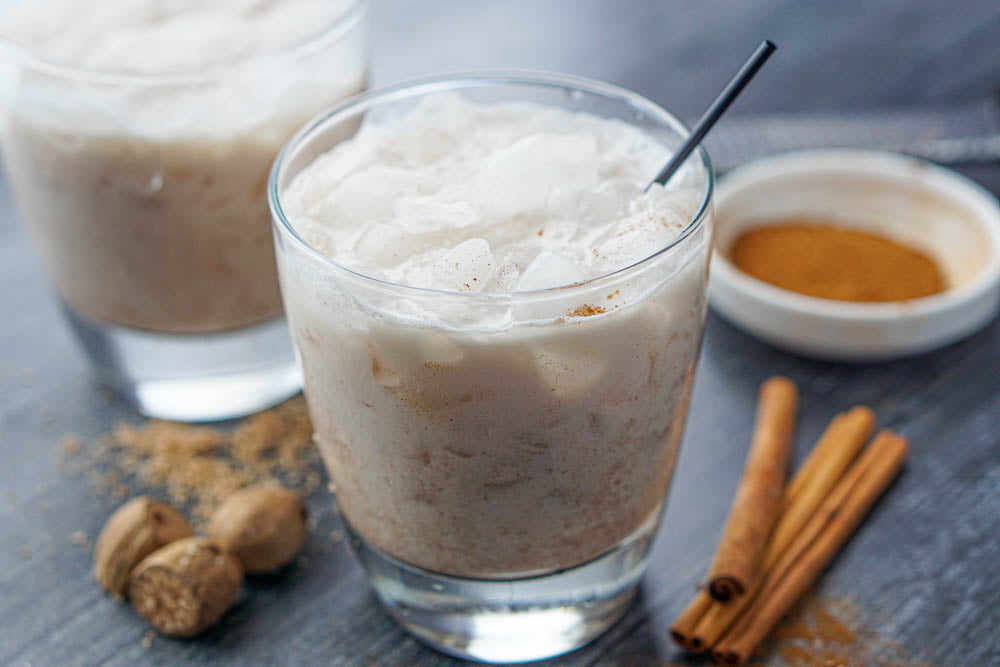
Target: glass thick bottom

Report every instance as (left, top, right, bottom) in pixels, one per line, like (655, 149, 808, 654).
(64, 306, 302, 421)
(347, 510, 661, 663)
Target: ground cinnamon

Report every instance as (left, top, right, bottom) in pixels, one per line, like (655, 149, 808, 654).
(731, 221, 946, 302)
(771, 595, 918, 666)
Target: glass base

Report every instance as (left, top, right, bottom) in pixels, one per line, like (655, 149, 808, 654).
(65, 307, 302, 421)
(347, 511, 660, 663)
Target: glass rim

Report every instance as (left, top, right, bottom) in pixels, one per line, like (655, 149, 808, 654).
(0, 0, 367, 87)
(269, 70, 714, 299)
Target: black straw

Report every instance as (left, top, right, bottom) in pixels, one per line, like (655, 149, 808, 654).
(650, 39, 777, 188)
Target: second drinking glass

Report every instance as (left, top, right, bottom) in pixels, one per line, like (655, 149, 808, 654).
(0, 0, 369, 419)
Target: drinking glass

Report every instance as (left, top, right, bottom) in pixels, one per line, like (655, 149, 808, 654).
(0, 0, 368, 420)
(270, 72, 713, 662)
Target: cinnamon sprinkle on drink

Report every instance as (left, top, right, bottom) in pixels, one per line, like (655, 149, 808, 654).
(567, 304, 606, 317)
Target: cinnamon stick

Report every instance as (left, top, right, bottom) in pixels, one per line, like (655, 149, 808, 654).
(671, 405, 874, 651)
(781, 406, 874, 514)
(767, 405, 874, 570)
(712, 430, 909, 665)
(705, 377, 797, 601)
(669, 590, 713, 652)
(697, 425, 880, 651)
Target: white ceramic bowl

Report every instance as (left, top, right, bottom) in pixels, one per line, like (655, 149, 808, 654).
(708, 150, 1000, 361)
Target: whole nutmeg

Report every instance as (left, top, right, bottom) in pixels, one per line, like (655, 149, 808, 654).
(206, 484, 307, 574)
(129, 537, 243, 638)
(93, 497, 193, 598)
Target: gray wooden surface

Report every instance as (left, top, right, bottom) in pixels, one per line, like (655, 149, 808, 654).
(2, 1, 1000, 665)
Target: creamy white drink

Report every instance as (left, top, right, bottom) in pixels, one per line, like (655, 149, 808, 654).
(0, 0, 366, 332)
(277, 93, 711, 578)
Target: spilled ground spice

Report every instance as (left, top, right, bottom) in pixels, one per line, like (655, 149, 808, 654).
(58, 397, 320, 522)
(758, 595, 929, 667)
(731, 222, 946, 302)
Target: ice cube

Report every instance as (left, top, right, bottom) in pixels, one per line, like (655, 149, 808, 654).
(513, 252, 590, 321)
(646, 186, 703, 223)
(517, 251, 588, 291)
(473, 134, 599, 219)
(588, 213, 678, 274)
(536, 221, 582, 246)
(420, 332, 465, 365)
(386, 126, 461, 166)
(531, 335, 610, 399)
(544, 184, 583, 220)
(432, 238, 495, 292)
(285, 147, 370, 219)
(394, 194, 477, 231)
(576, 179, 636, 224)
(352, 222, 415, 268)
(295, 216, 339, 258)
(373, 326, 465, 366)
(492, 264, 521, 292)
(328, 167, 418, 221)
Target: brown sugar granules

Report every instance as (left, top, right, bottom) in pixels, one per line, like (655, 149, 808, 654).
(731, 222, 946, 302)
(64, 397, 320, 522)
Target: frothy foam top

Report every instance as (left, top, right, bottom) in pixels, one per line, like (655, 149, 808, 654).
(0, 0, 354, 74)
(284, 94, 702, 293)
(0, 0, 365, 140)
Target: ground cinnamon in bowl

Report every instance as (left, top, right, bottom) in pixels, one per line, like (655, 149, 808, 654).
(730, 221, 946, 302)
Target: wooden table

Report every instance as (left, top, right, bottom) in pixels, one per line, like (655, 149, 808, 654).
(2, 1, 998, 664)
